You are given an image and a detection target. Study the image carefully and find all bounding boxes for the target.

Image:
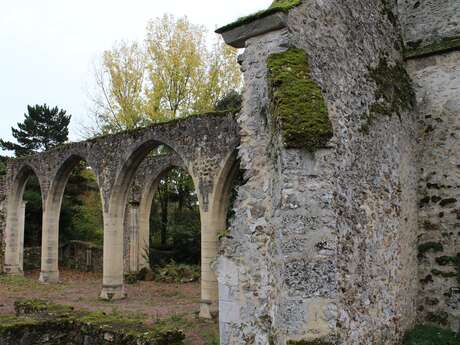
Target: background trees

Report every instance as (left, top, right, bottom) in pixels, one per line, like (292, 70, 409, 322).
(0, 104, 71, 157)
(88, 14, 242, 134)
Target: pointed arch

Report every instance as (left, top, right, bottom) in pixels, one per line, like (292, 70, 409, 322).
(4, 163, 43, 274)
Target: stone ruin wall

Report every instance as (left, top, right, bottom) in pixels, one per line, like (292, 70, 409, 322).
(218, 0, 420, 344)
(398, 0, 460, 51)
(399, 0, 460, 333)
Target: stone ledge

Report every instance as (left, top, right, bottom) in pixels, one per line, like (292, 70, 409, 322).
(404, 36, 460, 60)
(217, 12, 288, 48)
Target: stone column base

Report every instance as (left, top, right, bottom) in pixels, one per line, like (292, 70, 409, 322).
(39, 270, 59, 283)
(99, 285, 127, 301)
(199, 299, 218, 319)
(4, 265, 23, 275)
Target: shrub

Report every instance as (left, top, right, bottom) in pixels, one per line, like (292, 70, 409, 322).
(154, 261, 200, 283)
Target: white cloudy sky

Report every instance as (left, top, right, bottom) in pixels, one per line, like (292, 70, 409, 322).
(0, 0, 270, 154)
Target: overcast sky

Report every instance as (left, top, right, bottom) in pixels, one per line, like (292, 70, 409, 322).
(0, 0, 270, 155)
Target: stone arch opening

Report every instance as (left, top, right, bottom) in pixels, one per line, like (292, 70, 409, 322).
(101, 141, 195, 300)
(40, 154, 103, 283)
(137, 161, 186, 270)
(4, 164, 43, 275)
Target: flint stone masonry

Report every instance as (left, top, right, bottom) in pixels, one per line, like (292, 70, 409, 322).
(2, 0, 460, 344)
(217, 0, 418, 344)
(407, 50, 460, 332)
(398, 1, 460, 48)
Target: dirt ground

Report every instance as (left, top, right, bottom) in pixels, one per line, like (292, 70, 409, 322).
(0, 269, 219, 345)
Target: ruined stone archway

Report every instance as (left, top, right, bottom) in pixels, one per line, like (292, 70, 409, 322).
(3, 163, 43, 275)
(131, 153, 185, 271)
(39, 154, 104, 283)
(1, 113, 240, 321)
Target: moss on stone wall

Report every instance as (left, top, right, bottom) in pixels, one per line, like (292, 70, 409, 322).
(362, 56, 415, 133)
(403, 325, 459, 345)
(434, 254, 460, 284)
(287, 340, 332, 345)
(418, 242, 443, 256)
(267, 48, 333, 151)
(0, 299, 185, 345)
(215, 0, 301, 33)
(405, 36, 460, 59)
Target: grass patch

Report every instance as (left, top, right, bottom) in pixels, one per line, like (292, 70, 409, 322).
(0, 300, 186, 344)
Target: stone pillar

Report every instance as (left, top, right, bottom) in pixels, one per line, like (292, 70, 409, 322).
(39, 206, 60, 283)
(4, 200, 24, 275)
(18, 201, 26, 272)
(199, 205, 221, 319)
(138, 203, 150, 270)
(100, 210, 126, 300)
(128, 201, 140, 273)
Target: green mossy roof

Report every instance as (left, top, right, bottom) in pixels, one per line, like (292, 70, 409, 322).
(267, 48, 333, 151)
(405, 36, 460, 59)
(216, 0, 301, 34)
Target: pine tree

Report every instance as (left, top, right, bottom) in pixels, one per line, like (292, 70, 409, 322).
(0, 104, 71, 157)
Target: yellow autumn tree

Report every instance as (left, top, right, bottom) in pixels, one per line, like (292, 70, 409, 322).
(88, 14, 241, 135)
(90, 41, 146, 134)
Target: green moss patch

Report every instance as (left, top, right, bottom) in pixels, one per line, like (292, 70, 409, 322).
(405, 36, 460, 59)
(418, 242, 444, 257)
(0, 300, 185, 344)
(403, 325, 459, 345)
(216, 0, 301, 33)
(287, 340, 333, 345)
(362, 57, 415, 132)
(15, 299, 74, 316)
(434, 254, 460, 284)
(267, 48, 333, 150)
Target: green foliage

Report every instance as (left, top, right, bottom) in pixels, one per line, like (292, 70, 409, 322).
(216, 0, 301, 33)
(149, 167, 200, 265)
(23, 176, 43, 248)
(215, 90, 242, 112)
(154, 261, 200, 283)
(267, 48, 333, 150)
(59, 165, 103, 246)
(0, 104, 71, 157)
(0, 156, 7, 176)
(124, 273, 138, 285)
(403, 325, 459, 345)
